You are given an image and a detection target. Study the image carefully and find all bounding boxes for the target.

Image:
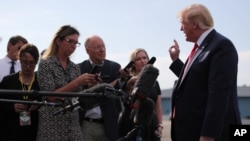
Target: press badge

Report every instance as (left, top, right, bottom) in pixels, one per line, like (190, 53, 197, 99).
(19, 111, 31, 126)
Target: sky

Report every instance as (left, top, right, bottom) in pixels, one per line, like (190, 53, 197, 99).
(1, 0, 249, 89)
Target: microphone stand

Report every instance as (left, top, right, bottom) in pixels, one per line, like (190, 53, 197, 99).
(53, 87, 127, 116)
(117, 98, 154, 141)
(0, 98, 62, 106)
(0, 89, 111, 109)
(0, 89, 126, 116)
(0, 89, 113, 98)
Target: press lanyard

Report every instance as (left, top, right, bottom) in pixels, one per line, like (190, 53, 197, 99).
(19, 72, 35, 100)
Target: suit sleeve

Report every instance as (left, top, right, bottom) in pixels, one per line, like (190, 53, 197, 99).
(169, 58, 184, 77)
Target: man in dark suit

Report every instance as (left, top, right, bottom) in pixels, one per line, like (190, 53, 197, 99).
(168, 4, 241, 141)
(78, 35, 122, 141)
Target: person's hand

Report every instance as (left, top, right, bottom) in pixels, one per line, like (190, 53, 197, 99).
(14, 103, 28, 113)
(28, 102, 40, 111)
(119, 68, 130, 81)
(155, 126, 163, 138)
(169, 39, 180, 61)
(77, 73, 98, 86)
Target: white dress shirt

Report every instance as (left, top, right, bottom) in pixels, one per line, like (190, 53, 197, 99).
(0, 56, 21, 82)
(84, 59, 104, 119)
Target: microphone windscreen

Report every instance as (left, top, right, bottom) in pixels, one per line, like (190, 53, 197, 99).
(82, 83, 111, 93)
(134, 98, 154, 126)
(118, 107, 133, 137)
(131, 64, 159, 100)
(78, 83, 112, 110)
(148, 56, 156, 65)
(117, 98, 154, 140)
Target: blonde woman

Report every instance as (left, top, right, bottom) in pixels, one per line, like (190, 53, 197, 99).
(122, 48, 163, 141)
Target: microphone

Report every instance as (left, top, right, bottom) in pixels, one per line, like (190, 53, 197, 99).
(131, 64, 159, 102)
(117, 129, 137, 141)
(122, 56, 154, 73)
(120, 57, 157, 91)
(85, 65, 102, 86)
(148, 56, 156, 65)
(79, 83, 122, 110)
(117, 64, 159, 140)
(120, 61, 134, 88)
(117, 98, 154, 141)
(53, 99, 80, 116)
(134, 98, 154, 126)
(53, 83, 119, 115)
(123, 61, 134, 73)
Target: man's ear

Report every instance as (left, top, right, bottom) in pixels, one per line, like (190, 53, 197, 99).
(86, 47, 91, 55)
(193, 22, 199, 29)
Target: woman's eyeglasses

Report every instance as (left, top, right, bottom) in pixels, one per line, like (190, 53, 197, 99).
(64, 38, 81, 47)
(20, 60, 36, 67)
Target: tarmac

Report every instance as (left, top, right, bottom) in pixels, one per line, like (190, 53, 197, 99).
(161, 120, 171, 141)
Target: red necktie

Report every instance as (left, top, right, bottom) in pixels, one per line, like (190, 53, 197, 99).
(181, 43, 198, 81)
(188, 43, 198, 61)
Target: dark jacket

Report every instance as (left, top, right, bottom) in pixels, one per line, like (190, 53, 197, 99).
(78, 59, 122, 141)
(0, 72, 40, 141)
(170, 30, 241, 141)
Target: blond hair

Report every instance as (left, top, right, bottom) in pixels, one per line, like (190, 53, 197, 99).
(129, 48, 149, 75)
(178, 4, 214, 30)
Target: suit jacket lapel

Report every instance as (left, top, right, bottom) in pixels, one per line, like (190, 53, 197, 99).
(175, 29, 216, 91)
